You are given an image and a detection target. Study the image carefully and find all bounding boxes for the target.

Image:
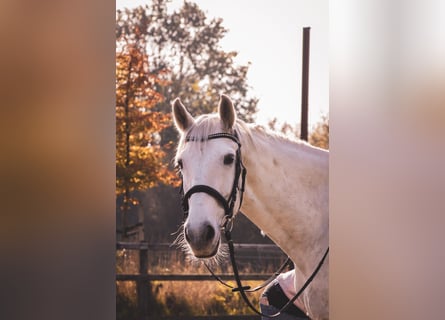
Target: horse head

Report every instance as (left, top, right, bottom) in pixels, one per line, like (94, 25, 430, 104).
(172, 95, 244, 259)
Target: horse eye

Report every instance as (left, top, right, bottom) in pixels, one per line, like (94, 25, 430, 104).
(223, 154, 235, 165)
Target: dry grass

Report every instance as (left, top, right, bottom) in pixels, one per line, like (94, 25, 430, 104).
(116, 248, 282, 317)
(150, 279, 262, 316)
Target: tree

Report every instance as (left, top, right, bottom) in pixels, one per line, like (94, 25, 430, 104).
(309, 115, 329, 149)
(267, 115, 329, 150)
(116, 0, 258, 126)
(267, 117, 301, 139)
(116, 0, 260, 243)
(116, 42, 178, 239)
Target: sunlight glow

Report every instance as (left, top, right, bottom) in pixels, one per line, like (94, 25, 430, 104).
(117, 0, 329, 127)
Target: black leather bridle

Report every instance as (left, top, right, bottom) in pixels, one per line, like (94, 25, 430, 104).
(178, 131, 329, 318)
(179, 132, 246, 229)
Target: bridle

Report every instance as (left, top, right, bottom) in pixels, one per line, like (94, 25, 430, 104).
(179, 132, 246, 229)
(178, 131, 329, 319)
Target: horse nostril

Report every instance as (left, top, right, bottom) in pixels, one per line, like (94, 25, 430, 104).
(184, 224, 215, 246)
(204, 224, 215, 242)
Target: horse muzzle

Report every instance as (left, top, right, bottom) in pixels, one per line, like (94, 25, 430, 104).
(184, 222, 220, 258)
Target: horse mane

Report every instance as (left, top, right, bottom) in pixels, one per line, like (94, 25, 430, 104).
(245, 123, 313, 149)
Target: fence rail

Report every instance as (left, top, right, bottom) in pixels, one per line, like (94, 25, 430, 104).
(116, 241, 286, 319)
(117, 241, 283, 252)
(117, 273, 271, 281)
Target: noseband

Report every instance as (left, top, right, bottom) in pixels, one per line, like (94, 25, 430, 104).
(179, 132, 247, 229)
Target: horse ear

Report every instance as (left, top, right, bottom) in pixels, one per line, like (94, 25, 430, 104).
(218, 94, 236, 130)
(172, 98, 194, 133)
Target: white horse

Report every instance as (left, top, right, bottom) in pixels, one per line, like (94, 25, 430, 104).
(172, 95, 329, 319)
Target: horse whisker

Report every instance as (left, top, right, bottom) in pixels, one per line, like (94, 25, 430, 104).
(172, 224, 228, 268)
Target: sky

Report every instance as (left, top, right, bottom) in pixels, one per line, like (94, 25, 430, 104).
(117, 0, 329, 128)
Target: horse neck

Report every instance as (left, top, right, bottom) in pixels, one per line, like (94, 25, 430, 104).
(239, 129, 329, 276)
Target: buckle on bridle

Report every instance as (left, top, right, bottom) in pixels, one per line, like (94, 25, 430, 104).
(222, 216, 234, 233)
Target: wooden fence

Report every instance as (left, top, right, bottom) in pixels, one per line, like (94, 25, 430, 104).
(116, 241, 287, 319)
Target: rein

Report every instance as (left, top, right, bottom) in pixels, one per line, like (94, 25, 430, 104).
(204, 256, 292, 293)
(179, 131, 329, 318)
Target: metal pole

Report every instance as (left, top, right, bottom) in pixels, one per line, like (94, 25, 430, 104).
(300, 27, 310, 141)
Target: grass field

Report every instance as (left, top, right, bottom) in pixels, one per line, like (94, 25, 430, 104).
(116, 246, 286, 318)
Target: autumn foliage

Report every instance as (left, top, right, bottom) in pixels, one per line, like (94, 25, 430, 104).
(309, 115, 329, 150)
(116, 43, 178, 216)
(267, 116, 329, 150)
(116, 1, 258, 123)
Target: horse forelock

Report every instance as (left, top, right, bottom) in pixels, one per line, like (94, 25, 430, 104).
(175, 113, 255, 162)
(175, 114, 219, 163)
